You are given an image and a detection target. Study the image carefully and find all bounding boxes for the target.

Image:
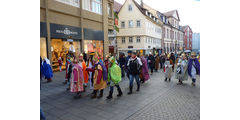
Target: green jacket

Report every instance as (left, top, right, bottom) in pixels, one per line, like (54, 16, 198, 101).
(108, 57, 121, 84)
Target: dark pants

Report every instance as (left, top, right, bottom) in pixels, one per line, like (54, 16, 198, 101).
(121, 66, 125, 77)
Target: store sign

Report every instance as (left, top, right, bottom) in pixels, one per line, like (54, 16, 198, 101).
(55, 0, 80, 8)
(50, 23, 81, 39)
(84, 28, 104, 40)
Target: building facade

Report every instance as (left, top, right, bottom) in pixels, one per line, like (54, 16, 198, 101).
(181, 25, 193, 50)
(192, 33, 200, 52)
(157, 10, 184, 54)
(40, 0, 114, 71)
(116, 0, 163, 55)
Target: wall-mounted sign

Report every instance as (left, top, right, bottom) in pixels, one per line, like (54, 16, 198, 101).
(56, 0, 80, 8)
(50, 23, 82, 39)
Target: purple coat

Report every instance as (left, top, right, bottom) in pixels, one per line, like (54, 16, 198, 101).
(140, 57, 150, 81)
(188, 58, 200, 77)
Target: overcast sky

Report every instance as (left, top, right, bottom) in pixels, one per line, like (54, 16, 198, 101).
(115, 0, 200, 33)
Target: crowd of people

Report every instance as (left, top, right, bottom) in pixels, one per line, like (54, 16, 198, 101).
(40, 50, 200, 100)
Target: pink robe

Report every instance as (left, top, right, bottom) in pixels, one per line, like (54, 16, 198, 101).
(140, 57, 150, 82)
(70, 64, 84, 93)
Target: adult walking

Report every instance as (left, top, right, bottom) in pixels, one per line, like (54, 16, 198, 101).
(139, 53, 150, 83)
(170, 53, 175, 72)
(148, 52, 155, 75)
(154, 53, 160, 72)
(125, 51, 132, 79)
(119, 53, 126, 78)
(127, 52, 143, 94)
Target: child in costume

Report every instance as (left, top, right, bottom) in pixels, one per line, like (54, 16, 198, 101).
(78, 53, 88, 91)
(188, 52, 200, 86)
(164, 54, 173, 81)
(86, 53, 107, 99)
(70, 59, 84, 99)
(176, 53, 188, 85)
(106, 56, 123, 99)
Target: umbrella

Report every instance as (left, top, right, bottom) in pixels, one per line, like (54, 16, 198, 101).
(184, 50, 191, 53)
(67, 39, 73, 42)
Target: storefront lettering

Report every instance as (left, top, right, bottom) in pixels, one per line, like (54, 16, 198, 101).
(56, 28, 78, 35)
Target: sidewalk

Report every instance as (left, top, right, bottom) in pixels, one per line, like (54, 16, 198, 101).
(40, 69, 200, 120)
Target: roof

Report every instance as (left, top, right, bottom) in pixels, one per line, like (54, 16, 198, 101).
(114, 1, 122, 12)
(181, 25, 192, 32)
(163, 9, 180, 21)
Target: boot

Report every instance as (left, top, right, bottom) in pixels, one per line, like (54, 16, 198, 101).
(74, 92, 81, 99)
(177, 80, 183, 85)
(91, 90, 97, 99)
(83, 85, 87, 92)
(106, 91, 113, 99)
(136, 83, 140, 92)
(97, 89, 104, 98)
(106, 86, 113, 99)
(63, 80, 67, 84)
(128, 86, 133, 95)
(192, 82, 196, 86)
(164, 78, 167, 81)
(116, 85, 123, 97)
(168, 78, 171, 82)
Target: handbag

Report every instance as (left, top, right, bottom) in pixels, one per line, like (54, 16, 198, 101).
(176, 67, 181, 74)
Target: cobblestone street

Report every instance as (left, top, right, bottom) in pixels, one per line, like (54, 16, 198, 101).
(40, 70, 200, 120)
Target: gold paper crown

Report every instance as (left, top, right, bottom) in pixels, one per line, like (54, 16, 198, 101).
(79, 53, 83, 57)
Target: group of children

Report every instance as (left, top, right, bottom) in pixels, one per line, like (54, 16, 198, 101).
(63, 52, 123, 99)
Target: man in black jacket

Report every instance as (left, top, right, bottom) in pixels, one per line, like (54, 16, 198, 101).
(148, 52, 155, 75)
(127, 52, 143, 94)
(119, 53, 126, 78)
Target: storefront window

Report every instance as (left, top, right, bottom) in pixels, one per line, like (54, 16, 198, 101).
(40, 38, 47, 58)
(84, 40, 103, 58)
(51, 39, 81, 71)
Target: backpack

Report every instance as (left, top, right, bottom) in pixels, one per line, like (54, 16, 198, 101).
(129, 58, 140, 75)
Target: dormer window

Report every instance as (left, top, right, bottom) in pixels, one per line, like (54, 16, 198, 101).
(128, 4, 132, 11)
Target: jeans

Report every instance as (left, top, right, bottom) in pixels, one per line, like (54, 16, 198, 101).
(129, 74, 140, 87)
(40, 107, 46, 120)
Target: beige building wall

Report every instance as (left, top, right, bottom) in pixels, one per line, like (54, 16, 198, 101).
(117, 0, 162, 52)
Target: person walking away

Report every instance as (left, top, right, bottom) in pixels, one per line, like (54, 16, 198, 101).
(125, 51, 132, 79)
(106, 56, 123, 99)
(58, 57, 63, 72)
(86, 53, 107, 99)
(170, 53, 175, 72)
(154, 53, 160, 72)
(164, 54, 173, 81)
(79, 53, 88, 92)
(119, 53, 126, 78)
(42, 57, 53, 83)
(187, 52, 200, 86)
(139, 53, 150, 83)
(127, 52, 143, 94)
(176, 54, 188, 85)
(148, 52, 155, 75)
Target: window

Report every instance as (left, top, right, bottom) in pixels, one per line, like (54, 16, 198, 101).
(122, 37, 125, 43)
(148, 37, 150, 44)
(82, 0, 102, 14)
(107, 3, 112, 17)
(129, 37, 133, 43)
(121, 21, 125, 28)
(128, 20, 133, 28)
(136, 20, 141, 27)
(167, 29, 169, 39)
(137, 36, 140, 43)
(145, 37, 147, 43)
(128, 4, 132, 11)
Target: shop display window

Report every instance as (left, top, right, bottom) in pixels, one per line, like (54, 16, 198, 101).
(40, 38, 47, 59)
(84, 40, 103, 58)
(51, 39, 81, 72)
